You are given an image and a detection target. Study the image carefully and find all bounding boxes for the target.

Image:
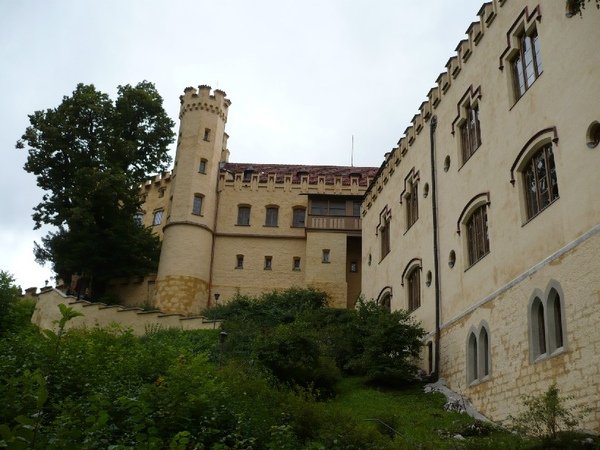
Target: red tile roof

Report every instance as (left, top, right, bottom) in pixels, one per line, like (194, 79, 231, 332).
(222, 163, 378, 187)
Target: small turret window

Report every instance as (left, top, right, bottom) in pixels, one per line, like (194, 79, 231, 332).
(203, 128, 211, 142)
(192, 194, 204, 216)
(199, 159, 207, 174)
(152, 209, 163, 226)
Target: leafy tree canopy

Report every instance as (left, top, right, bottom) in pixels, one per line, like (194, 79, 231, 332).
(17, 82, 175, 295)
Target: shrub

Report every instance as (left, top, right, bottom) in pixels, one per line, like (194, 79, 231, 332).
(0, 271, 23, 335)
(255, 324, 340, 395)
(509, 383, 583, 439)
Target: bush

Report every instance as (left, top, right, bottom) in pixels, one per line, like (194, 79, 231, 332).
(509, 383, 583, 439)
(0, 271, 23, 335)
(255, 324, 340, 395)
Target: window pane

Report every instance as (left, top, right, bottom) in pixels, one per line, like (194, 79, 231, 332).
(310, 200, 327, 215)
(329, 201, 346, 216)
(192, 196, 202, 215)
(293, 208, 305, 227)
(266, 207, 278, 226)
(238, 206, 250, 225)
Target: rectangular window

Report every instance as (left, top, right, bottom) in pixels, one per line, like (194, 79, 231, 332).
(264, 256, 272, 270)
(203, 128, 211, 141)
(293, 257, 301, 271)
(292, 208, 306, 227)
(265, 207, 278, 226)
(460, 105, 482, 163)
(466, 205, 490, 266)
(512, 27, 542, 99)
(237, 206, 251, 226)
(352, 201, 361, 217)
(328, 200, 346, 216)
(523, 144, 559, 220)
(380, 223, 390, 259)
(310, 200, 328, 215)
(158, 187, 166, 198)
(192, 195, 203, 215)
(236, 254, 244, 269)
(350, 261, 358, 273)
(322, 249, 330, 263)
(152, 210, 163, 226)
(199, 159, 207, 174)
(406, 181, 419, 229)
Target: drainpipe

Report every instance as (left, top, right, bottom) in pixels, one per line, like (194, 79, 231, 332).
(207, 172, 221, 308)
(429, 115, 441, 379)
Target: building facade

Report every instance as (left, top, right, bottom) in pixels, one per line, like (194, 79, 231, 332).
(131, 86, 376, 314)
(361, 0, 600, 430)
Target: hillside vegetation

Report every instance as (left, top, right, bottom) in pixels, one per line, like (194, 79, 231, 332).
(0, 283, 592, 448)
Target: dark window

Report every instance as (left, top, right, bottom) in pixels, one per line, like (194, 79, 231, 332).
(523, 144, 559, 220)
(293, 257, 301, 271)
(236, 254, 244, 269)
(512, 27, 543, 99)
(237, 206, 251, 225)
(479, 328, 489, 378)
(406, 180, 419, 229)
(460, 105, 482, 163)
(407, 268, 420, 312)
(134, 212, 144, 225)
(264, 256, 272, 270)
(350, 261, 358, 273)
(380, 222, 390, 259)
(322, 249, 330, 263)
(199, 159, 207, 174)
(466, 205, 490, 266)
(203, 128, 211, 141)
(352, 201, 361, 217)
(192, 195, 203, 215)
(292, 208, 306, 227)
(309, 199, 349, 216)
(265, 207, 278, 226)
(467, 333, 478, 383)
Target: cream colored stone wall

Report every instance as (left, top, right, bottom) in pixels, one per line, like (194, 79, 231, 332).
(211, 235, 306, 303)
(32, 289, 220, 336)
(440, 230, 600, 431)
(139, 173, 171, 239)
(362, 0, 600, 427)
(305, 231, 348, 308)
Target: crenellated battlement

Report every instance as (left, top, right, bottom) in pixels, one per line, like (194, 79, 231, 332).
(364, 0, 509, 211)
(179, 85, 231, 121)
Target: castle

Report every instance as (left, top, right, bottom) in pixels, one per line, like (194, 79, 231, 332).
(116, 0, 600, 430)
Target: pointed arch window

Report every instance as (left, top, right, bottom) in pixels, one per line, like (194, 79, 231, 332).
(528, 282, 567, 363)
(466, 322, 491, 385)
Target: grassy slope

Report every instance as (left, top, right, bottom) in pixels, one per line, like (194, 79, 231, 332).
(328, 377, 532, 449)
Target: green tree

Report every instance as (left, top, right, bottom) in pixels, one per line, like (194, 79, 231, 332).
(0, 271, 21, 335)
(17, 82, 175, 296)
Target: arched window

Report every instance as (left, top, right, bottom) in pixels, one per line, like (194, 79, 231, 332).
(467, 332, 478, 384)
(466, 322, 491, 385)
(522, 144, 559, 220)
(466, 204, 490, 267)
(547, 289, 564, 352)
(407, 268, 421, 312)
(531, 297, 546, 358)
(529, 282, 566, 363)
(478, 327, 489, 378)
(376, 286, 393, 312)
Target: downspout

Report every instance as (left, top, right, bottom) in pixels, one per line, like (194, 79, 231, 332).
(207, 171, 221, 308)
(429, 115, 441, 379)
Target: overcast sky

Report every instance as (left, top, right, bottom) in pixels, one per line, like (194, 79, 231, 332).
(1, 0, 481, 291)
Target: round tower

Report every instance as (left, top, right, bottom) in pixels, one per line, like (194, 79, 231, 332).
(154, 85, 231, 314)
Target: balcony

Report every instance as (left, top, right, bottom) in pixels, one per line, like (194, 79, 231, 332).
(306, 215, 361, 231)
